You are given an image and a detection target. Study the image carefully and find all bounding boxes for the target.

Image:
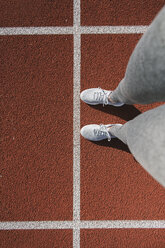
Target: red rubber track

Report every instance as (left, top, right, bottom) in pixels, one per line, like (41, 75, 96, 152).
(0, 230, 73, 248)
(0, 0, 73, 27)
(1, 36, 73, 221)
(81, 229, 165, 248)
(81, 0, 165, 25)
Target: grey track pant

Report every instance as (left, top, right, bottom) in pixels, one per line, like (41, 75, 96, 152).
(109, 6, 165, 187)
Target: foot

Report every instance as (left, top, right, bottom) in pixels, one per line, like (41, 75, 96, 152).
(80, 87, 124, 107)
(80, 124, 123, 142)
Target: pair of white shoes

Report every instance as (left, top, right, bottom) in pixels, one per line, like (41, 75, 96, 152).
(80, 87, 124, 142)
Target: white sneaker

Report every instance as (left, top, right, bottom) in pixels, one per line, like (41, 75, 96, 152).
(80, 87, 124, 107)
(80, 124, 123, 142)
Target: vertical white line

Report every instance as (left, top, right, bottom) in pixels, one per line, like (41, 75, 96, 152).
(73, 33, 81, 221)
(74, 0, 81, 27)
(73, 227, 80, 248)
(73, 0, 81, 247)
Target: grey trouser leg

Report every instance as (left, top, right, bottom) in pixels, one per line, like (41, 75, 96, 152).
(108, 6, 165, 187)
(110, 104, 165, 187)
(110, 6, 165, 105)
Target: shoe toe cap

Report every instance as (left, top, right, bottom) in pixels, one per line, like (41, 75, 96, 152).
(80, 90, 86, 101)
(80, 88, 98, 104)
(80, 125, 90, 138)
(80, 89, 91, 103)
(80, 124, 99, 141)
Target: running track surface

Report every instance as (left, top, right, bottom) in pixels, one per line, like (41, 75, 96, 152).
(1, 1, 165, 247)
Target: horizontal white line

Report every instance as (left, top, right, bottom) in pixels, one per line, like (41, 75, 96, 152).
(80, 220, 165, 229)
(0, 221, 165, 230)
(0, 27, 74, 35)
(0, 26, 148, 35)
(80, 26, 148, 34)
(0, 221, 73, 230)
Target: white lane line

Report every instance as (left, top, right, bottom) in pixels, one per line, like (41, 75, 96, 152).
(0, 26, 148, 35)
(80, 25, 148, 34)
(0, 221, 73, 230)
(1, 221, 165, 230)
(80, 220, 165, 229)
(73, 228, 80, 248)
(73, 34, 81, 221)
(74, 0, 81, 28)
(73, 0, 81, 247)
(0, 27, 73, 35)
(73, 29, 81, 248)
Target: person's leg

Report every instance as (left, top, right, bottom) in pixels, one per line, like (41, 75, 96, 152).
(109, 104, 165, 187)
(110, 6, 165, 105)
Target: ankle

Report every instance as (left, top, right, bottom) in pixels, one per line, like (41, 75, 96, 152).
(107, 124, 122, 135)
(107, 125, 115, 134)
(108, 92, 116, 104)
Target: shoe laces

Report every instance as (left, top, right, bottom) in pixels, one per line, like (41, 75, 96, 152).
(94, 124, 111, 141)
(94, 87, 109, 107)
